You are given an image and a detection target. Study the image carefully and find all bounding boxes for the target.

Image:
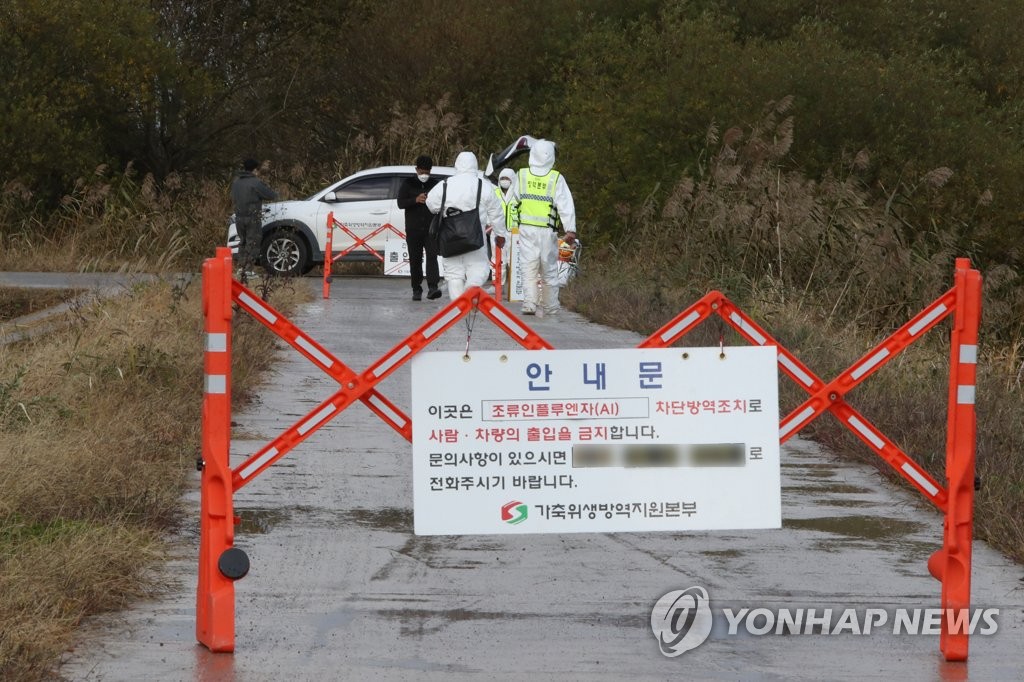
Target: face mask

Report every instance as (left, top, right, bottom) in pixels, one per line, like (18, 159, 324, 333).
(499, 180, 511, 189)
(417, 173, 430, 182)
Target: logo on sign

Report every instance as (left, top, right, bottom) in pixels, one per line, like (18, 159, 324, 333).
(651, 586, 713, 657)
(501, 500, 528, 525)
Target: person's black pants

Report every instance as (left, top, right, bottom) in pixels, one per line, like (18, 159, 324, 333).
(406, 226, 439, 291)
(237, 216, 262, 269)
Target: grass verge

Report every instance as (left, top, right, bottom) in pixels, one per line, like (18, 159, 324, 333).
(0, 275, 311, 680)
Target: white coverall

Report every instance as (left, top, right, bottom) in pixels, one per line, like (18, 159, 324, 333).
(426, 151, 507, 300)
(493, 168, 516, 275)
(513, 140, 576, 315)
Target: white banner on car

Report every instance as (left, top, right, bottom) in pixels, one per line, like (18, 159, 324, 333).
(411, 346, 781, 535)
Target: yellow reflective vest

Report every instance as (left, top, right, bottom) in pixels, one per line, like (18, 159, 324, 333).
(516, 168, 561, 229)
(494, 186, 518, 232)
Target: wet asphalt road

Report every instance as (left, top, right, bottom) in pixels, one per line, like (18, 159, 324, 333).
(36, 274, 1024, 681)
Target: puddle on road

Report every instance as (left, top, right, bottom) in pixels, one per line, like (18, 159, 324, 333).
(342, 507, 413, 532)
(370, 534, 490, 581)
(784, 483, 874, 495)
(701, 548, 744, 559)
(234, 505, 318, 534)
(784, 482, 878, 509)
(390, 608, 500, 623)
(235, 507, 290, 534)
(799, 467, 839, 478)
(811, 498, 876, 508)
(812, 536, 937, 563)
(784, 515, 925, 540)
(379, 606, 639, 641)
(380, 607, 502, 638)
(892, 538, 938, 563)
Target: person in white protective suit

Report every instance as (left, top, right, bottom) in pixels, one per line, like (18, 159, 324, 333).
(491, 168, 517, 285)
(426, 151, 507, 300)
(513, 139, 576, 317)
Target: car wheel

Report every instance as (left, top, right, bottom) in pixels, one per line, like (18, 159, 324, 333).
(262, 230, 309, 277)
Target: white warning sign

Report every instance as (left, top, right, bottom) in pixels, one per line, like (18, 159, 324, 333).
(411, 346, 781, 535)
(383, 234, 410, 276)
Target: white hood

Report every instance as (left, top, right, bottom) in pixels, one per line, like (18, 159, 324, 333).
(497, 168, 516, 199)
(528, 140, 556, 175)
(454, 151, 478, 175)
(425, 150, 507, 237)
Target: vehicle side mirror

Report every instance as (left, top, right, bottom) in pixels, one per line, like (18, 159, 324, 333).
(323, 191, 339, 202)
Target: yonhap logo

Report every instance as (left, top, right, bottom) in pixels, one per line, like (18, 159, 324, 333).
(650, 586, 1000, 658)
(650, 586, 713, 657)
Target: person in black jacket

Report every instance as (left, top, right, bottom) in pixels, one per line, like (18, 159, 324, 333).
(231, 158, 278, 276)
(396, 155, 442, 300)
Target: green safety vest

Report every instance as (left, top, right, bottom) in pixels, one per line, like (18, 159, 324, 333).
(516, 168, 560, 229)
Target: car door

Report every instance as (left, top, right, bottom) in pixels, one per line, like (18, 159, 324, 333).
(315, 174, 398, 258)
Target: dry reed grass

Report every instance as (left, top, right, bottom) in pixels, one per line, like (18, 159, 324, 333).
(0, 165, 231, 273)
(563, 102, 1024, 565)
(0, 97, 471, 277)
(0, 276, 311, 680)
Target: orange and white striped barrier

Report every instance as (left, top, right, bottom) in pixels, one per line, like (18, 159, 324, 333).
(322, 213, 406, 298)
(199, 249, 981, 660)
(196, 250, 241, 652)
(197, 246, 550, 651)
(638, 258, 982, 661)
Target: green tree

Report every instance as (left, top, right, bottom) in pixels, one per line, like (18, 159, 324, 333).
(546, 1, 1023, 263)
(0, 0, 165, 197)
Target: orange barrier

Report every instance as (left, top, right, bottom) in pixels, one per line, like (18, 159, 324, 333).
(199, 249, 981, 660)
(931, 259, 982, 661)
(197, 246, 551, 651)
(638, 258, 982, 661)
(196, 250, 241, 652)
(322, 213, 406, 298)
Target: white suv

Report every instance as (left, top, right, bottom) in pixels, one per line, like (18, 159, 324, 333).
(228, 165, 455, 276)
